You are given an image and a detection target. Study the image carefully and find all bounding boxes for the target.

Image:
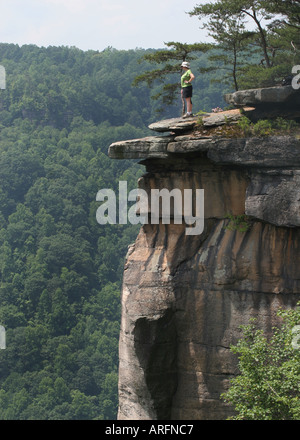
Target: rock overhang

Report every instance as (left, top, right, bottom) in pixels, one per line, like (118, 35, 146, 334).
(108, 87, 300, 228)
(108, 112, 300, 169)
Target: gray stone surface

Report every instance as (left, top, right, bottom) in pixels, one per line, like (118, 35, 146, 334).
(148, 110, 244, 133)
(224, 85, 300, 121)
(224, 85, 298, 106)
(200, 111, 242, 126)
(148, 117, 200, 133)
(108, 136, 173, 159)
(207, 136, 300, 168)
(245, 170, 300, 227)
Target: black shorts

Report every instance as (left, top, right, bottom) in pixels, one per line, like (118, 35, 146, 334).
(182, 85, 193, 98)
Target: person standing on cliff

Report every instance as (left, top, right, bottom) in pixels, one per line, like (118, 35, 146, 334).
(181, 61, 195, 118)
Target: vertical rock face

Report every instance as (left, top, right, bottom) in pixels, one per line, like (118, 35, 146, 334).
(108, 106, 300, 420)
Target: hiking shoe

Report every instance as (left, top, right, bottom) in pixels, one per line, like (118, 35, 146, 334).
(182, 113, 194, 119)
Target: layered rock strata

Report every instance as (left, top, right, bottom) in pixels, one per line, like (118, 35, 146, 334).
(108, 106, 300, 420)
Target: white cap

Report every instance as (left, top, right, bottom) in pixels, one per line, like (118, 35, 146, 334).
(181, 61, 190, 68)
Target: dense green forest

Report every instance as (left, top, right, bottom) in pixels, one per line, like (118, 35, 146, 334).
(0, 43, 227, 420)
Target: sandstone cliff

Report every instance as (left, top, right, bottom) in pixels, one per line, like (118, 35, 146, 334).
(108, 86, 300, 420)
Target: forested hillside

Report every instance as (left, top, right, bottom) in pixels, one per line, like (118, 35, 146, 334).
(0, 43, 226, 420)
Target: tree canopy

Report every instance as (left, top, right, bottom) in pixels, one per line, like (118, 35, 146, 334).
(0, 43, 160, 420)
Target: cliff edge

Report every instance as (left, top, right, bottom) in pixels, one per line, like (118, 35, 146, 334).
(108, 85, 300, 420)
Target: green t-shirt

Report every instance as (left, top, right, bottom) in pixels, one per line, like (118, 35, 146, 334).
(181, 69, 192, 88)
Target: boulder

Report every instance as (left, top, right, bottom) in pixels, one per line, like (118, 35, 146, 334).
(224, 85, 300, 121)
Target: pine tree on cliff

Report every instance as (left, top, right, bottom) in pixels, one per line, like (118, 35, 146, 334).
(132, 42, 211, 115)
(189, 0, 300, 89)
(133, 1, 299, 106)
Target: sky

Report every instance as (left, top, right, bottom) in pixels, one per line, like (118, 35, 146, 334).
(0, 0, 212, 52)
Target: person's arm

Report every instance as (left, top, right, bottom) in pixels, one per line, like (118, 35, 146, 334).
(185, 71, 195, 84)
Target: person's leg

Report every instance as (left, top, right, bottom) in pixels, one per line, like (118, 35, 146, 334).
(186, 97, 192, 114)
(186, 98, 193, 113)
